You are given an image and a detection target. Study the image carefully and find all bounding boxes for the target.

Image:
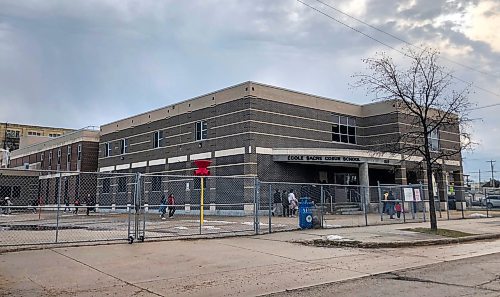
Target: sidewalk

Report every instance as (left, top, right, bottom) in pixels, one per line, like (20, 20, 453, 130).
(1, 217, 500, 297)
(264, 217, 500, 241)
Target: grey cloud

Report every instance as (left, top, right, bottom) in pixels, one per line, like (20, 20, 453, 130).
(0, 0, 498, 173)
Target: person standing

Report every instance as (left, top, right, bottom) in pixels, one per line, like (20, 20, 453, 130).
(281, 190, 289, 217)
(387, 191, 395, 219)
(4, 197, 12, 215)
(288, 189, 298, 217)
(159, 195, 167, 219)
(167, 194, 176, 218)
(395, 201, 402, 219)
(272, 189, 281, 217)
(63, 196, 71, 213)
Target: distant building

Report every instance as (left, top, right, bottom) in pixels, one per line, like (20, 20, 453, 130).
(0, 122, 74, 152)
(9, 127, 99, 172)
(5, 127, 100, 207)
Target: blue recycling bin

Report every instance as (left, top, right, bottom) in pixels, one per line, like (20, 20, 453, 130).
(299, 197, 314, 229)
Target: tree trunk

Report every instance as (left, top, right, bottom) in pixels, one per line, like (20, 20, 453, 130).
(426, 159, 438, 230)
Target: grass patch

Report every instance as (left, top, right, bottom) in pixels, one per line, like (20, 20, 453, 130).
(405, 228, 475, 238)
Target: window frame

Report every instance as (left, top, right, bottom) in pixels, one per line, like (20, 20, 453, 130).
(77, 144, 82, 161)
(120, 139, 129, 155)
(117, 176, 127, 193)
(428, 129, 440, 152)
(195, 121, 208, 141)
(332, 115, 357, 144)
(153, 130, 164, 148)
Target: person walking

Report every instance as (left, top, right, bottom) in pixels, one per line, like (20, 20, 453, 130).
(73, 198, 80, 215)
(273, 189, 281, 217)
(288, 189, 298, 217)
(86, 194, 95, 216)
(167, 193, 176, 218)
(159, 195, 167, 219)
(281, 190, 289, 217)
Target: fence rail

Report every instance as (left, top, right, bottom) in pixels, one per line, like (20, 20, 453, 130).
(0, 169, 498, 247)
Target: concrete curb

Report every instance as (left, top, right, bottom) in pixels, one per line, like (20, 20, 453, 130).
(301, 233, 500, 249)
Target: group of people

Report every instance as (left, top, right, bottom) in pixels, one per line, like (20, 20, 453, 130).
(273, 189, 299, 217)
(382, 191, 402, 219)
(159, 194, 175, 219)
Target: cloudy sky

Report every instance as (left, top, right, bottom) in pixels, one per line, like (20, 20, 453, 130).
(0, 0, 499, 179)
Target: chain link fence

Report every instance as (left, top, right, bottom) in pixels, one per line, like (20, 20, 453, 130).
(1, 169, 498, 247)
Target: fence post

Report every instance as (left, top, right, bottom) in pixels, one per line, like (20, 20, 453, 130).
(420, 183, 426, 222)
(134, 173, 141, 241)
(254, 178, 260, 235)
(377, 181, 383, 221)
(268, 184, 272, 234)
(363, 186, 368, 226)
(320, 185, 324, 228)
(401, 187, 406, 224)
(55, 172, 62, 243)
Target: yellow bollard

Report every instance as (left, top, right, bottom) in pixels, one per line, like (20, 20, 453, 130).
(200, 177, 204, 226)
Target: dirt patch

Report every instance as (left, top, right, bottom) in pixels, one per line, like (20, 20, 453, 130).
(404, 228, 475, 238)
(300, 233, 500, 249)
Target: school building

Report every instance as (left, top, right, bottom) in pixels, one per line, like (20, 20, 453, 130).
(97, 82, 463, 204)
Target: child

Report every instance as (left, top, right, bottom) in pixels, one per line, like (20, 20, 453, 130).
(167, 194, 175, 218)
(395, 202, 402, 219)
(73, 198, 80, 215)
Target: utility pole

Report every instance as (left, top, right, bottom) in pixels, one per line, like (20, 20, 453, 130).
(487, 160, 496, 187)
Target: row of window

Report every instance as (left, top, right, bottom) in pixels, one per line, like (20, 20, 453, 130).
(100, 176, 205, 193)
(100, 115, 440, 156)
(40, 145, 81, 168)
(6, 130, 61, 138)
(104, 121, 208, 157)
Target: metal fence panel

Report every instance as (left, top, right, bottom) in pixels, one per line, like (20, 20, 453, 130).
(2, 168, 499, 247)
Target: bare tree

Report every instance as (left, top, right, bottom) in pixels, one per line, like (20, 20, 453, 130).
(354, 47, 473, 230)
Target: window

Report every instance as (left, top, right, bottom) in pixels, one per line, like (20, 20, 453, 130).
(48, 133, 61, 138)
(6, 130, 20, 138)
(120, 139, 129, 154)
(428, 129, 440, 152)
(195, 121, 208, 141)
(28, 131, 41, 136)
(332, 115, 357, 144)
(194, 177, 208, 190)
(67, 146, 71, 158)
(104, 143, 111, 157)
(57, 149, 61, 165)
(67, 145, 71, 170)
(102, 178, 110, 194)
(77, 144, 82, 161)
(151, 176, 162, 192)
(48, 151, 52, 166)
(118, 177, 127, 193)
(12, 186, 20, 198)
(153, 131, 164, 148)
(40, 152, 44, 162)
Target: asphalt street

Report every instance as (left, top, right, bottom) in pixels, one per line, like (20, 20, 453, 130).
(265, 252, 500, 297)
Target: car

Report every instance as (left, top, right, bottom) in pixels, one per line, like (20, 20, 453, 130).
(483, 195, 500, 209)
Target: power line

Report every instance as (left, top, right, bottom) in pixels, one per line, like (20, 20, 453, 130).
(312, 0, 500, 80)
(468, 102, 500, 111)
(296, 0, 500, 99)
(295, 0, 406, 56)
